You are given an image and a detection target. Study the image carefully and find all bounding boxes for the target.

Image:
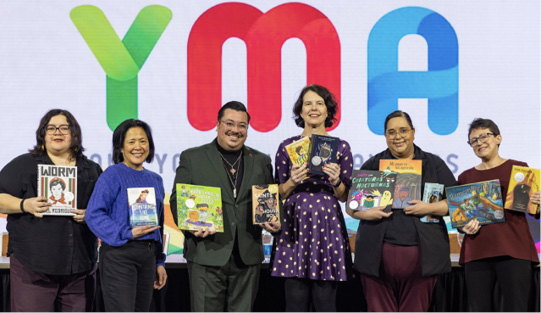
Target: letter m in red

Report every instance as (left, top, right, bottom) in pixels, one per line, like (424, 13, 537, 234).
(188, 3, 341, 132)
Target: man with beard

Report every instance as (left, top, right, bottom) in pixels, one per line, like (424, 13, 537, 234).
(170, 101, 281, 311)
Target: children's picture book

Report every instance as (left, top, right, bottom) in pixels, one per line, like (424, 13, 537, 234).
(285, 136, 311, 166)
(128, 187, 159, 227)
(252, 184, 280, 224)
(176, 184, 224, 232)
(420, 182, 445, 223)
(347, 170, 397, 211)
(308, 134, 339, 175)
(505, 165, 540, 214)
(447, 180, 505, 228)
(379, 159, 422, 209)
(37, 164, 77, 216)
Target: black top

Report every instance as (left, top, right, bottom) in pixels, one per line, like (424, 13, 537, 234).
(0, 153, 102, 275)
(216, 139, 244, 196)
(354, 145, 457, 277)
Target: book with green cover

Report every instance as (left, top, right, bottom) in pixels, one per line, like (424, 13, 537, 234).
(176, 184, 224, 232)
(347, 170, 396, 211)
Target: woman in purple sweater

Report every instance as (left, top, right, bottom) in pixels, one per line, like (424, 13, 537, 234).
(459, 118, 539, 311)
(86, 119, 167, 311)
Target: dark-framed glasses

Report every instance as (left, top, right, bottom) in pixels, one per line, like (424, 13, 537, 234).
(467, 132, 494, 147)
(385, 127, 411, 139)
(45, 124, 70, 135)
(220, 120, 248, 132)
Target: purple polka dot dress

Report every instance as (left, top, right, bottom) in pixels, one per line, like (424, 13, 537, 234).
(271, 135, 353, 281)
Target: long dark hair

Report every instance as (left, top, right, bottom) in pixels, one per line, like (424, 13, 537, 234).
(112, 119, 155, 164)
(29, 109, 85, 160)
(293, 84, 338, 128)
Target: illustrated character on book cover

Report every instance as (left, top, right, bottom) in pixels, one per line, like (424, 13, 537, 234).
(295, 146, 309, 165)
(48, 178, 68, 205)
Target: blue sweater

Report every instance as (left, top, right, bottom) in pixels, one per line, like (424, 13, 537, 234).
(86, 163, 166, 266)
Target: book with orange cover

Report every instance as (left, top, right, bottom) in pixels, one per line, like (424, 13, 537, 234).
(285, 136, 311, 166)
(379, 159, 422, 209)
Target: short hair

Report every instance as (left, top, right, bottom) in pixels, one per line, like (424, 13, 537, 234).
(112, 119, 155, 164)
(30, 109, 85, 160)
(384, 110, 414, 132)
(295, 146, 304, 154)
(50, 179, 66, 190)
(467, 118, 501, 138)
(293, 84, 338, 128)
(217, 101, 251, 123)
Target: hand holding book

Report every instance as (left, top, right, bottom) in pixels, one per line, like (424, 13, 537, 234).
(132, 225, 160, 239)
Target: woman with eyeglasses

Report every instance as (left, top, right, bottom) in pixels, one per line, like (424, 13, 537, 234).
(347, 110, 457, 312)
(0, 109, 102, 311)
(271, 84, 353, 311)
(458, 118, 539, 311)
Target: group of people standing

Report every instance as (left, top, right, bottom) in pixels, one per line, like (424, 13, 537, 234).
(0, 84, 538, 312)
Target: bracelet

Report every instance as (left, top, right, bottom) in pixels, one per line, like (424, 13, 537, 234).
(332, 179, 342, 188)
(20, 198, 26, 213)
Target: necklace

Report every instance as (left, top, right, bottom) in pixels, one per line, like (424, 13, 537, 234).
(218, 150, 242, 198)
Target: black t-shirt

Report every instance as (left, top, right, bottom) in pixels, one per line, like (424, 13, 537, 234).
(0, 153, 102, 275)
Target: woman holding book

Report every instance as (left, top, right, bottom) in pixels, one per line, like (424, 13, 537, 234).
(85, 119, 167, 311)
(347, 110, 457, 312)
(271, 84, 353, 311)
(0, 109, 102, 311)
(458, 118, 539, 311)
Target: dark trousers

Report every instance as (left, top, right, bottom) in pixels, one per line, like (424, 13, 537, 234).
(10, 254, 97, 312)
(284, 277, 338, 312)
(99, 241, 157, 312)
(360, 242, 437, 312)
(187, 251, 261, 312)
(464, 256, 532, 312)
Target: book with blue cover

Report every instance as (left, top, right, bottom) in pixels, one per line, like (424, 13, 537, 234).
(308, 134, 339, 176)
(128, 187, 159, 227)
(420, 182, 445, 223)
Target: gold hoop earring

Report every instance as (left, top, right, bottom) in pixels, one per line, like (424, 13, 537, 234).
(41, 144, 45, 151)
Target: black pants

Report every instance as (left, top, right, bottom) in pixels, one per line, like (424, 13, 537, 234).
(464, 256, 532, 312)
(284, 277, 338, 312)
(99, 241, 157, 312)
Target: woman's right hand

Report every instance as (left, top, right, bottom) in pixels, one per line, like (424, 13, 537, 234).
(132, 225, 160, 239)
(290, 163, 309, 185)
(23, 197, 51, 218)
(346, 206, 392, 221)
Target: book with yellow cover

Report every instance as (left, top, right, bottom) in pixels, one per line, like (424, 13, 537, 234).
(379, 159, 422, 209)
(285, 136, 311, 166)
(505, 165, 540, 214)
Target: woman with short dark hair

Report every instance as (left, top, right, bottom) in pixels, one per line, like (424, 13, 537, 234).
(86, 119, 167, 311)
(0, 109, 102, 311)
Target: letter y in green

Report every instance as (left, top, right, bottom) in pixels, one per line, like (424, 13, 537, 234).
(71, 5, 172, 130)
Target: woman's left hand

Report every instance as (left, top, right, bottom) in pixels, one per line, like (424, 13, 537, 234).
(154, 265, 167, 290)
(403, 200, 429, 216)
(322, 163, 341, 186)
(71, 209, 86, 223)
(530, 192, 540, 205)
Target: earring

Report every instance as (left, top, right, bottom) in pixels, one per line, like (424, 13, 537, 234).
(41, 144, 45, 151)
(74, 147, 78, 152)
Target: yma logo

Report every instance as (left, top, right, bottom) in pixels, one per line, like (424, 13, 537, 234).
(367, 7, 458, 135)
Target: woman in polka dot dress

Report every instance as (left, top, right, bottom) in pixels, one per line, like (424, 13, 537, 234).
(271, 84, 353, 311)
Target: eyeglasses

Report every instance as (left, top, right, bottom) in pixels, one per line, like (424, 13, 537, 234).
(219, 120, 248, 132)
(45, 124, 70, 135)
(467, 132, 494, 147)
(385, 127, 411, 139)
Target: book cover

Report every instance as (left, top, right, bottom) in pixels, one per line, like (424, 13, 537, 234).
(308, 134, 339, 176)
(420, 182, 445, 223)
(37, 164, 77, 216)
(285, 136, 311, 166)
(505, 165, 540, 214)
(252, 184, 280, 224)
(127, 187, 159, 227)
(379, 159, 422, 209)
(176, 184, 224, 232)
(347, 170, 397, 211)
(447, 179, 505, 228)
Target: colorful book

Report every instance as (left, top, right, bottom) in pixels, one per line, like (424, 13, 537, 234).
(128, 187, 159, 227)
(37, 164, 77, 216)
(447, 180, 505, 228)
(420, 182, 445, 223)
(252, 184, 280, 224)
(347, 170, 396, 211)
(379, 159, 422, 209)
(285, 136, 311, 166)
(176, 184, 224, 232)
(505, 165, 540, 214)
(308, 134, 339, 175)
